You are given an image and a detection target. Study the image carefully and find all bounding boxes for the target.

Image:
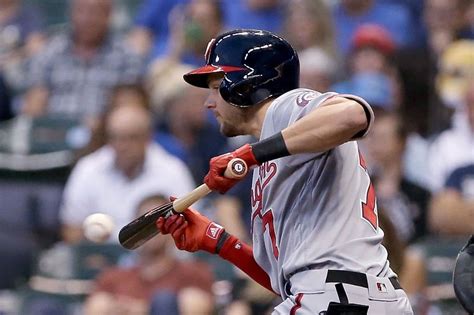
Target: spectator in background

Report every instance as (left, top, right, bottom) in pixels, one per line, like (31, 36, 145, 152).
(0, 0, 45, 94)
(155, 83, 228, 183)
(167, 0, 223, 66)
(127, 0, 187, 59)
(283, 0, 337, 57)
(0, 72, 12, 121)
(221, 0, 283, 34)
(430, 161, 474, 235)
(421, 0, 464, 56)
(335, 24, 402, 108)
(84, 194, 215, 315)
(459, 0, 474, 39)
(22, 0, 143, 129)
(81, 83, 151, 156)
(332, 72, 396, 112)
(395, 0, 465, 139)
(429, 84, 474, 236)
(128, 0, 222, 67)
(427, 42, 474, 192)
(363, 111, 431, 244)
(349, 24, 396, 76)
(332, 0, 417, 55)
(298, 47, 338, 92)
(435, 40, 474, 123)
(147, 59, 194, 116)
(60, 102, 195, 244)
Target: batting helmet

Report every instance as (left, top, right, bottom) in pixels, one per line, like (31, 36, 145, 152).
(183, 29, 300, 107)
(453, 235, 474, 314)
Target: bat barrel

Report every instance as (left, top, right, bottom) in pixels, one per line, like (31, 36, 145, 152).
(118, 158, 249, 249)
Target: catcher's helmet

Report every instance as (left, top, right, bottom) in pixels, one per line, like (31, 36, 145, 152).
(183, 29, 300, 107)
(453, 235, 474, 314)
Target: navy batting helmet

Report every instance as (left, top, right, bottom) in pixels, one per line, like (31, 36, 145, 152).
(183, 29, 300, 107)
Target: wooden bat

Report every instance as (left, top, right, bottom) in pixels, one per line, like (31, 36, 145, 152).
(118, 158, 248, 250)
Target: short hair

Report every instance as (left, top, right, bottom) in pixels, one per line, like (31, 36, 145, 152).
(136, 194, 168, 214)
(109, 83, 151, 111)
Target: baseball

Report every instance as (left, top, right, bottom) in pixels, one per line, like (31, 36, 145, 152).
(83, 213, 115, 243)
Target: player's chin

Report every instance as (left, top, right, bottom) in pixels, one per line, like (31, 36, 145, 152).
(220, 124, 241, 137)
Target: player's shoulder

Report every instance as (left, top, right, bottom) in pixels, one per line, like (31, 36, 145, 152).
(275, 88, 321, 104)
(271, 88, 337, 111)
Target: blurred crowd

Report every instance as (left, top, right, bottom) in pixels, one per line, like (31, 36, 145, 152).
(0, 0, 472, 314)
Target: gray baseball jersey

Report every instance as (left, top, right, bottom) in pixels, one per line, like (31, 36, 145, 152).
(250, 88, 394, 297)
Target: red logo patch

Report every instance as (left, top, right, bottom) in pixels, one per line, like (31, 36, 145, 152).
(206, 222, 222, 239)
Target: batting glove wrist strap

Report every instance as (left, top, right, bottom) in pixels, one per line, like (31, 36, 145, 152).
(156, 208, 226, 254)
(201, 221, 226, 254)
(215, 231, 230, 254)
(232, 144, 259, 167)
(251, 132, 289, 164)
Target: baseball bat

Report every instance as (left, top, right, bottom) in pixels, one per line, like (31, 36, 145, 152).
(118, 158, 248, 250)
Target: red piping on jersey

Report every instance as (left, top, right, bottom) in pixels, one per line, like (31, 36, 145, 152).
(290, 293, 304, 315)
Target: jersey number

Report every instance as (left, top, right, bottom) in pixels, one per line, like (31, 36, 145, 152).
(359, 152, 378, 230)
(262, 209, 279, 259)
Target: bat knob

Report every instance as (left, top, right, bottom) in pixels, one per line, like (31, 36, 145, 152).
(225, 158, 248, 179)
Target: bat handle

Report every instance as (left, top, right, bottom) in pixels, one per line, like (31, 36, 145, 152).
(172, 158, 248, 213)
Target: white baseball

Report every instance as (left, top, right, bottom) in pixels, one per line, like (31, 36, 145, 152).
(82, 213, 115, 243)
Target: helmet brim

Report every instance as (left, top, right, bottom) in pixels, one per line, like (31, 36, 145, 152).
(183, 65, 246, 88)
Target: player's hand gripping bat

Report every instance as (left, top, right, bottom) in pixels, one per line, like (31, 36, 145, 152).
(118, 158, 248, 250)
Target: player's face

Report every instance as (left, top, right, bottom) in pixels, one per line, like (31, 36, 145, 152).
(206, 76, 247, 137)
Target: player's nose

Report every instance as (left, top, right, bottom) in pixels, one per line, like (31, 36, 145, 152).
(205, 93, 216, 109)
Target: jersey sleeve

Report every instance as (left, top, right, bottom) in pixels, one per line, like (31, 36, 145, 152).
(268, 90, 337, 134)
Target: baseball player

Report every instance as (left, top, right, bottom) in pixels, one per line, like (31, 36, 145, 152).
(157, 29, 413, 314)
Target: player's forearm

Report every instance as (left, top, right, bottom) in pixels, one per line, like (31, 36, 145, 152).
(281, 97, 368, 155)
(218, 234, 275, 293)
(248, 98, 368, 164)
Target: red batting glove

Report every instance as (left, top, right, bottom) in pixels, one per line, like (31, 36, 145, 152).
(204, 144, 259, 194)
(156, 208, 225, 254)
